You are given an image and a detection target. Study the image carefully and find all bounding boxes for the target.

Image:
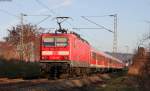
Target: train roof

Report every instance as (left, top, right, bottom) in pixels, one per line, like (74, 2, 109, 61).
(41, 32, 89, 44)
(91, 48, 123, 64)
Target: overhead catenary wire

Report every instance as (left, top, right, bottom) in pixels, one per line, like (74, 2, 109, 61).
(82, 15, 109, 18)
(24, 14, 51, 16)
(35, 0, 56, 15)
(73, 28, 102, 50)
(0, 9, 52, 26)
(81, 15, 118, 53)
(34, 15, 51, 25)
(20, 14, 51, 25)
(35, 0, 75, 29)
(0, 9, 19, 18)
(72, 28, 103, 30)
(81, 16, 113, 33)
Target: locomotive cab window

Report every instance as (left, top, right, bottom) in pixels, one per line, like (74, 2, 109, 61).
(55, 37, 68, 46)
(42, 37, 55, 46)
(42, 37, 68, 47)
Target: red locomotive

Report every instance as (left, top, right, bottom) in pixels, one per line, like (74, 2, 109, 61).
(40, 17, 125, 78)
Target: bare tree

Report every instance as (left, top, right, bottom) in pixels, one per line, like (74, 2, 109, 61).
(128, 31, 150, 91)
(4, 24, 43, 61)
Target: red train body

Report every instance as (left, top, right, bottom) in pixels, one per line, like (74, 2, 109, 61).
(40, 33, 91, 67)
(40, 32, 125, 78)
(90, 49, 124, 69)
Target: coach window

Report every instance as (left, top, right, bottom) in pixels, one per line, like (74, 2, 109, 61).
(42, 37, 55, 46)
(110, 60, 112, 64)
(92, 52, 96, 60)
(103, 57, 105, 61)
(97, 55, 101, 60)
(55, 37, 68, 46)
(74, 39, 76, 48)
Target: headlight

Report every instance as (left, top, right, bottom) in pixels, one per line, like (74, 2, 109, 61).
(58, 51, 69, 55)
(42, 51, 53, 55)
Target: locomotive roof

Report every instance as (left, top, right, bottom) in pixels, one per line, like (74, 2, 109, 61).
(41, 32, 89, 44)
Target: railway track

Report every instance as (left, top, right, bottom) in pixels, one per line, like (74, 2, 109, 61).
(0, 74, 107, 91)
(0, 79, 49, 91)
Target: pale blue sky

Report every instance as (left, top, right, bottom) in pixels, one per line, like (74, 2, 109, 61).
(0, 0, 150, 53)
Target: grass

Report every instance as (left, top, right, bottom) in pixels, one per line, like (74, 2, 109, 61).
(95, 71, 140, 91)
(96, 86, 139, 91)
(96, 77, 140, 91)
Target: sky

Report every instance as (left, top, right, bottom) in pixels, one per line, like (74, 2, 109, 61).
(0, 0, 150, 53)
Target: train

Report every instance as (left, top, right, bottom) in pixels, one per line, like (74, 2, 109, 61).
(39, 29, 125, 78)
